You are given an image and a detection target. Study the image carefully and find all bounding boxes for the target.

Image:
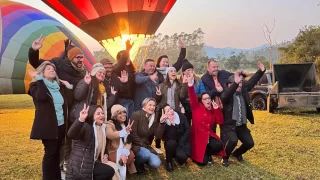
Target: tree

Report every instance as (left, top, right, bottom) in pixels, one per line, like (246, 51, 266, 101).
(279, 25, 320, 79)
(93, 48, 115, 63)
(262, 18, 276, 71)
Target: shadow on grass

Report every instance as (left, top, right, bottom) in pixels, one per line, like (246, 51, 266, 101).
(127, 155, 283, 180)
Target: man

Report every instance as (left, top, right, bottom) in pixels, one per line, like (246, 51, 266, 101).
(28, 35, 86, 171)
(100, 58, 129, 120)
(220, 61, 266, 167)
(134, 59, 159, 111)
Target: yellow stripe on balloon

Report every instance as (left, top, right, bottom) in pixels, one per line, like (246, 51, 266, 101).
(39, 32, 67, 59)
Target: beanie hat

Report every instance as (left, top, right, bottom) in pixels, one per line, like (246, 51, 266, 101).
(165, 67, 176, 76)
(100, 58, 113, 65)
(111, 104, 126, 119)
(91, 63, 105, 76)
(182, 60, 194, 72)
(67, 47, 83, 61)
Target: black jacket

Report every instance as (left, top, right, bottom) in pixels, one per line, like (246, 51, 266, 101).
(154, 112, 191, 157)
(221, 69, 265, 126)
(28, 48, 85, 109)
(28, 80, 68, 139)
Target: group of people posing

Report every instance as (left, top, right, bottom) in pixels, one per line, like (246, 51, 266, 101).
(27, 35, 266, 180)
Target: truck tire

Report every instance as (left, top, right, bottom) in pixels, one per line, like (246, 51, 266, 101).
(316, 108, 320, 113)
(252, 94, 267, 110)
(267, 95, 275, 113)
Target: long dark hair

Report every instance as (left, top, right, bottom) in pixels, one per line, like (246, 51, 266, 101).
(111, 114, 132, 144)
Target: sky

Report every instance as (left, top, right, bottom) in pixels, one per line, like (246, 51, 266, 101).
(13, 0, 320, 52)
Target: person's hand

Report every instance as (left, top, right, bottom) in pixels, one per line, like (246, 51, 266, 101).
(79, 104, 90, 122)
(160, 109, 167, 123)
(125, 119, 134, 133)
(186, 72, 194, 84)
(120, 154, 128, 165)
(84, 71, 92, 84)
(118, 70, 128, 83)
(110, 86, 117, 95)
(125, 39, 134, 52)
(257, 61, 266, 71)
(59, 79, 71, 87)
(216, 86, 223, 93)
(156, 86, 161, 95)
(179, 39, 185, 48)
(234, 72, 243, 84)
(212, 100, 219, 109)
(150, 72, 158, 83)
(28, 70, 38, 79)
(182, 74, 188, 84)
(102, 154, 109, 164)
(32, 35, 45, 51)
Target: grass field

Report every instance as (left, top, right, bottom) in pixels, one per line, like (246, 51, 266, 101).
(0, 95, 320, 180)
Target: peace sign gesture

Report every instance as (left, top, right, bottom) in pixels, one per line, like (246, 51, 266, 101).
(118, 70, 128, 83)
(160, 109, 167, 123)
(125, 119, 134, 133)
(32, 35, 45, 51)
(156, 86, 161, 95)
(84, 71, 92, 84)
(111, 86, 117, 95)
(79, 104, 90, 122)
(212, 100, 219, 109)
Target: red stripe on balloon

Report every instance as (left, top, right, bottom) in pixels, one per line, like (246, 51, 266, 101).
(163, 0, 176, 14)
(44, 0, 81, 26)
(71, 0, 99, 20)
(1, 4, 40, 16)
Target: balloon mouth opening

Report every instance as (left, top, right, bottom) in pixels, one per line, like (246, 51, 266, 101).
(100, 34, 152, 62)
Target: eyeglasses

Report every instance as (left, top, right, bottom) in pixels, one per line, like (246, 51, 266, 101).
(202, 97, 211, 101)
(75, 56, 84, 59)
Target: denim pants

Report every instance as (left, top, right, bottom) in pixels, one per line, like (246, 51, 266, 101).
(135, 147, 161, 168)
(118, 98, 134, 121)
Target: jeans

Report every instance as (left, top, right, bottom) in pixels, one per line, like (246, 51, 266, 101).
(135, 147, 161, 168)
(220, 124, 254, 159)
(42, 125, 65, 180)
(118, 98, 134, 121)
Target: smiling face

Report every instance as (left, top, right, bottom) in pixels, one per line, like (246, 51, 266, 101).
(94, 107, 105, 125)
(159, 58, 169, 67)
(144, 61, 156, 75)
(103, 63, 113, 78)
(143, 100, 156, 115)
(95, 69, 105, 82)
(167, 68, 177, 80)
(164, 105, 174, 117)
(116, 110, 127, 123)
(43, 65, 56, 80)
(207, 61, 219, 76)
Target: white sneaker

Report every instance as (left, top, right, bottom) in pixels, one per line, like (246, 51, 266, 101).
(155, 148, 163, 154)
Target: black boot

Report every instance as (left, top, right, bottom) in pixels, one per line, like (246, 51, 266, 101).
(166, 161, 174, 172)
(134, 162, 147, 175)
(222, 158, 229, 167)
(232, 153, 244, 162)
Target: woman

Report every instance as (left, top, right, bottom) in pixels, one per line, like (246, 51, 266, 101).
(186, 72, 226, 166)
(66, 105, 115, 179)
(28, 61, 72, 179)
(156, 40, 187, 82)
(180, 61, 206, 125)
(73, 63, 116, 122)
(154, 66, 188, 153)
(105, 104, 137, 179)
(130, 98, 162, 174)
(154, 104, 191, 172)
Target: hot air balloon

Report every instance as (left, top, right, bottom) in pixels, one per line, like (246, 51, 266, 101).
(0, 0, 96, 94)
(41, 0, 177, 61)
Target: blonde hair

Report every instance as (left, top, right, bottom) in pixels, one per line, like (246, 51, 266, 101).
(141, 98, 156, 108)
(35, 61, 60, 84)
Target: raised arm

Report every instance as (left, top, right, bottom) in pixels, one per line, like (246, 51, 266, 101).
(172, 40, 187, 71)
(245, 61, 266, 91)
(28, 75, 50, 101)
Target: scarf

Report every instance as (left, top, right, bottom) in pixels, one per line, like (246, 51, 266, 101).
(232, 92, 247, 126)
(156, 67, 167, 79)
(70, 60, 85, 72)
(97, 83, 106, 106)
(41, 76, 64, 126)
(165, 112, 180, 126)
(167, 81, 177, 109)
(148, 113, 155, 129)
(95, 124, 106, 160)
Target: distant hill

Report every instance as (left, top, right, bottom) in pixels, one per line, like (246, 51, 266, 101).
(205, 42, 291, 62)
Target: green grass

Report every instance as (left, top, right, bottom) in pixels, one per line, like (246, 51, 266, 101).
(1, 95, 320, 180)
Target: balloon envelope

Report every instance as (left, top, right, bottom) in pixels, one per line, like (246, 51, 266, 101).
(41, 0, 177, 60)
(0, 0, 96, 94)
